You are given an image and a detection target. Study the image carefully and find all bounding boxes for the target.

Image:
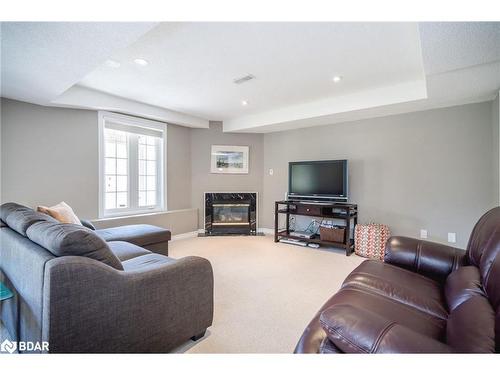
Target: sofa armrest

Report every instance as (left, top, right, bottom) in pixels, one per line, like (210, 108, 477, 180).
(384, 236, 466, 282)
(42, 255, 213, 353)
(80, 219, 96, 230)
(319, 305, 452, 353)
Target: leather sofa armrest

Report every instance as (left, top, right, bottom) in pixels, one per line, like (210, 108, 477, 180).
(384, 236, 466, 282)
(319, 305, 452, 353)
(80, 219, 96, 230)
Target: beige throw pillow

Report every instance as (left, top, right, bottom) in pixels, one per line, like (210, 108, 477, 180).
(37, 201, 82, 225)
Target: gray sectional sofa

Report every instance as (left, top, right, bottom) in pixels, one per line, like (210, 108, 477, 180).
(0, 202, 214, 353)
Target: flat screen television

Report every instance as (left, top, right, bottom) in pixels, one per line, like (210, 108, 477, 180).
(288, 160, 348, 201)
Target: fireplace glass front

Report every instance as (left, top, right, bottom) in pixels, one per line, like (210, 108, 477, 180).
(212, 203, 250, 226)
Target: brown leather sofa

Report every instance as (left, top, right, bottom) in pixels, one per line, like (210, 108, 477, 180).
(295, 207, 500, 353)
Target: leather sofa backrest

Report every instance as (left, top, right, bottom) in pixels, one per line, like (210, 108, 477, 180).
(466, 207, 500, 281)
(484, 254, 500, 352)
(464, 206, 500, 352)
(445, 266, 496, 352)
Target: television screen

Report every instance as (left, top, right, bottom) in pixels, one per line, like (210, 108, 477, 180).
(288, 160, 348, 198)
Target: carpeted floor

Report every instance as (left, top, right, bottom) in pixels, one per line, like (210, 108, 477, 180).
(170, 235, 364, 353)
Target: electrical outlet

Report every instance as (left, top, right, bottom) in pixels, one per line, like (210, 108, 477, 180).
(448, 232, 456, 243)
(420, 229, 428, 239)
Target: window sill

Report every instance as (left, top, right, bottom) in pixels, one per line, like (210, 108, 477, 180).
(94, 208, 196, 222)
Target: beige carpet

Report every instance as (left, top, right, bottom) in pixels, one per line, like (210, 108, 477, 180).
(170, 235, 364, 353)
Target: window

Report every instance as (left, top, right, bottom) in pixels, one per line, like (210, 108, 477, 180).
(99, 111, 166, 218)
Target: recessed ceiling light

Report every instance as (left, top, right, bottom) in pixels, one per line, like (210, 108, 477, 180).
(241, 100, 248, 106)
(134, 58, 149, 66)
(104, 59, 121, 68)
(333, 76, 342, 83)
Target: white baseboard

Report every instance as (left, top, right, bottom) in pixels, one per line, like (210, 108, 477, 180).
(258, 227, 274, 235)
(182, 228, 274, 238)
(171, 231, 199, 241)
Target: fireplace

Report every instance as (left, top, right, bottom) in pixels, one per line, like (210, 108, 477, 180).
(205, 193, 257, 235)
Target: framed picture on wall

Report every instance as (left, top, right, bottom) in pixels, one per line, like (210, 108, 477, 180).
(211, 145, 249, 174)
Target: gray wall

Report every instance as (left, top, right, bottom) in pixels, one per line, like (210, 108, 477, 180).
(2, 98, 498, 244)
(166, 123, 192, 210)
(262, 101, 496, 248)
(1, 98, 99, 218)
(190, 121, 264, 228)
(0, 98, 193, 232)
(493, 92, 500, 205)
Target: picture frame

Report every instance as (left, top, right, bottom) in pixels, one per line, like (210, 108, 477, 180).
(211, 145, 249, 174)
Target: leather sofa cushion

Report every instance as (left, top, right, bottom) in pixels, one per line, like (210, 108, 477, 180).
(95, 224, 171, 247)
(319, 305, 451, 353)
(26, 221, 123, 270)
(323, 287, 446, 339)
(446, 295, 495, 353)
(466, 207, 500, 281)
(445, 266, 485, 311)
(318, 337, 343, 354)
(342, 260, 448, 319)
(1, 202, 57, 236)
(108, 241, 151, 261)
(294, 284, 447, 353)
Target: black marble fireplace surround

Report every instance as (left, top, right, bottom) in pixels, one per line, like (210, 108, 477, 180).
(205, 193, 257, 235)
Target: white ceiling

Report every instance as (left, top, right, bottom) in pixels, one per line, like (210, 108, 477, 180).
(1, 22, 499, 132)
(1, 22, 157, 105)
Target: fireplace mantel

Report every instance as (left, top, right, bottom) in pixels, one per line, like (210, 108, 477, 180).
(204, 192, 257, 235)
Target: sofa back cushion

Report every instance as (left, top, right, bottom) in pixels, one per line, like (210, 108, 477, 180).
(482, 252, 500, 352)
(466, 207, 500, 280)
(26, 221, 123, 270)
(446, 295, 495, 353)
(445, 266, 496, 352)
(445, 266, 485, 311)
(0, 202, 57, 236)
(465, 206, 500, 351)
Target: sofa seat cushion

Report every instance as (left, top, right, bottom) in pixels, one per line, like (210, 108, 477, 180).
(95, 225, 171, 247)
(26, 221, 123, 270)
(294, 285, 447, 353)
(107, 241, 151, 261)
(328, 287, 446, 340)
(121, 253, 175, 272)
(342, 260, 448, 319)
(319, 305, 452, 353)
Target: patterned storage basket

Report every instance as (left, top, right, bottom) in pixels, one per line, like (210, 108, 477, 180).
(354, 223, 391, 260)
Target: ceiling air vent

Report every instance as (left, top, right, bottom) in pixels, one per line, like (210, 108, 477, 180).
(233, 74, 256, 84)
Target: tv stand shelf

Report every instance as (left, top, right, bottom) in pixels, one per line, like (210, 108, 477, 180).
(274, 200, 358, 256)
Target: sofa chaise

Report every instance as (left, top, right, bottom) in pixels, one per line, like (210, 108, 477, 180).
(295, 206, 500, 353)
(0, 202, 213, 353)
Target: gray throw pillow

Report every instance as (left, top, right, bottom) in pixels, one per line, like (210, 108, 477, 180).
(26, 221, 123, 270)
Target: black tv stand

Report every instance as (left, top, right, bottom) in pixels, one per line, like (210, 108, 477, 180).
(274, 200, 358, 256)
